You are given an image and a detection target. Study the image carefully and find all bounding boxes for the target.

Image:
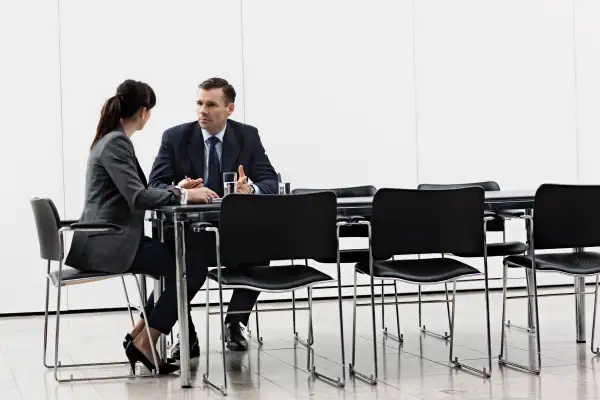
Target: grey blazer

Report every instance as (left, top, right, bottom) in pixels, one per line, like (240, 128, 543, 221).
(65, 129, 181, 274)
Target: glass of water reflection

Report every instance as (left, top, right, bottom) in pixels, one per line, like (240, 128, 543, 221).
(223, 172, 237, 196)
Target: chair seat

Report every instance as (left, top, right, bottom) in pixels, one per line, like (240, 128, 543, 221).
(313, 249, 370, 264)
(505, 252, 600, 275)
(355, 257, 480, 284)
(453, 241, 527, 258)
(49, 268, 122, 287)
(207, 265, 334, 292)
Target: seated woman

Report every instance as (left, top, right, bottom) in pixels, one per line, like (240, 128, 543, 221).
(66, 79, 219, 375)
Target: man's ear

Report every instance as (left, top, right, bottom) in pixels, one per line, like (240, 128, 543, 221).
(227, 102, 235, 116)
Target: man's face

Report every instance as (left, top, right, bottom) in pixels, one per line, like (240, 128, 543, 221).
(196, 88, 234, 134)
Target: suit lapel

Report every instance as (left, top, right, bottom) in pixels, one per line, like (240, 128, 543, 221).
(187, 123, 206, 179)
(221, 123, 241, 174)
(134, 157, 148, 187)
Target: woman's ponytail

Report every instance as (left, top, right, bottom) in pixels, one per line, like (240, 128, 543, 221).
(90, 95, 122, 150)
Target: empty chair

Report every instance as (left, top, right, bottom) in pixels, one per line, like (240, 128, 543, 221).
(350, 187, 493, 384)
(415, 181, 527, 340)
(286, 186, 383, 343)
(193, 192, 347, 395)
(499, 184, 600, 374)
(30, 197, 154, 382)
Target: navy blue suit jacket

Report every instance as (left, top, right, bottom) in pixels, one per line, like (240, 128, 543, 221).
(148, 119, 278, 195)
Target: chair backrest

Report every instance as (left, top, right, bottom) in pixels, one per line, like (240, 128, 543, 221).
(30, 197, 62, 261)
(371, 187, 485, 259)
(292, 185, 377, 198)
(417, 181, 500, 192)
(418, 181, 503, 232)
(533, 184, 600, 249)
(219, 192, 338, 265)
(292, 185, 376, 238)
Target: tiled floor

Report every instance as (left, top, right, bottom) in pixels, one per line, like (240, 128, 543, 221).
(1, 286, 600, 399)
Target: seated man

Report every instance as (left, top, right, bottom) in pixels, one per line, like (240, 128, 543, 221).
(148, 77, 278, 357)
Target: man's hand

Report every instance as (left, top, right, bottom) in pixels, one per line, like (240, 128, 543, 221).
(177, 176, 204, 189)
(187, 187, 219, 204)
(236, 165, 253, 194)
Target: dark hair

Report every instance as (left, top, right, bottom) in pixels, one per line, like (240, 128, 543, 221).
(198, 77, 236, 104)
(91, 79, 156, 150)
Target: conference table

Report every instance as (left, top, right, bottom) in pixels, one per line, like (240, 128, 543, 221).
(151, 190, 586, 388)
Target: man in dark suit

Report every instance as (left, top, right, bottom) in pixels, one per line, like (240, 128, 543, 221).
(148, 77, 278, 357)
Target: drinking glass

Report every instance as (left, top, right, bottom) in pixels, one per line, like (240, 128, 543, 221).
(223, 172, 237, 196)
(279, 182, 291, 195)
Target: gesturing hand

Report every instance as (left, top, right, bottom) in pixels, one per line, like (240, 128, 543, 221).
(236, 165, 252, 194)
(177, 176, 204, 189)
(186, 187, 219, 204)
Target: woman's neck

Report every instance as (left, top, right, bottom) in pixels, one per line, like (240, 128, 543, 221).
(120, 119, 137, 137)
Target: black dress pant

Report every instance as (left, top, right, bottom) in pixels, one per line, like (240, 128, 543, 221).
(128, 236, 206, 335)
(146, 226, 261, 338)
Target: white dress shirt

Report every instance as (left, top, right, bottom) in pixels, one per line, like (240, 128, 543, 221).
(201, 124, 260, 193)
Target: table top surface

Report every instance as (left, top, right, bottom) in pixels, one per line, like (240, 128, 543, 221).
(156, 189, 536, 214)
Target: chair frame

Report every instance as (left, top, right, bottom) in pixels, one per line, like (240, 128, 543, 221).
(414, 182, 527, 342)
(498, 214, 600, 374)
(197, 219, 348, 396)
(32, 197, 160, 382)
(349, 207, 494, 384)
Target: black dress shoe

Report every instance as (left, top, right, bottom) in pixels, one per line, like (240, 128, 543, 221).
(171, 334, 200, 360)
(225, 322, 248, 351)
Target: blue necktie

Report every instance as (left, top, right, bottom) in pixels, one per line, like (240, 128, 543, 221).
(206, 136, 222, 195)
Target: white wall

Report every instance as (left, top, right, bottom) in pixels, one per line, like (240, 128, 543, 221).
(2, 0, 597, 314)
(0, 0, 65, 313)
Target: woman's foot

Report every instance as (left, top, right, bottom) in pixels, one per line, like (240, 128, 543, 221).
(125, 341, 179, 375)
(122, 332, 176, 363)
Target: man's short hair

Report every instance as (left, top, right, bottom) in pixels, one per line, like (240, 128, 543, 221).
(198, 77, 236, 104)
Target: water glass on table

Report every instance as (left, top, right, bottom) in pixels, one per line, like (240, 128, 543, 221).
(279, 182, 291, 195)
(223, 172, 238, 196)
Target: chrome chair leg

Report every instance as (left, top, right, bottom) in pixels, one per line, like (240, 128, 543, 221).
(350, 269, 358, 373)
(43, 261, 51, 368)
(591, 276, 600, 355)
(293, 259, 311, 348)
(349, 260, 378, 384)
(203, 276, 211, 385)
(421, 254, 452, 341)
(50, 275, 153, 382)
(121, 276, 135, 327)
(421, 283, 452, 341)
(498, 263, 541, 374)
(252, 302, 263, 346)
(450, 279, 492, 378)
(383, 281, 403, 343)
(499, 260, 509, 361)
(381, 280, 385, 331)
(53, 272, 63, 382)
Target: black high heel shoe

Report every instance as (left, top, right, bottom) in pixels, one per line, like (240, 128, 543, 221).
(123, 333, 134, 349)
(123, 333, 176, 364)
(125, 342, 180, 375)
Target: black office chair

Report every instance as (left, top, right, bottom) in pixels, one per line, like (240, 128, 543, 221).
(350, 187, 493, 384)
(415, 181, 527, 340)
(286, 186, 393, 343)
(193, 192, 346, 395)
(30, 198, 156, 382)
(500, 184, 600, 374)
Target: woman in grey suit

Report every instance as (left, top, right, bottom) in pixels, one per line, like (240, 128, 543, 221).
(66, 80, 218, 375)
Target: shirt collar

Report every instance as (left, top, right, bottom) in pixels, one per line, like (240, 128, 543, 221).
(201, 124, 226, 143)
